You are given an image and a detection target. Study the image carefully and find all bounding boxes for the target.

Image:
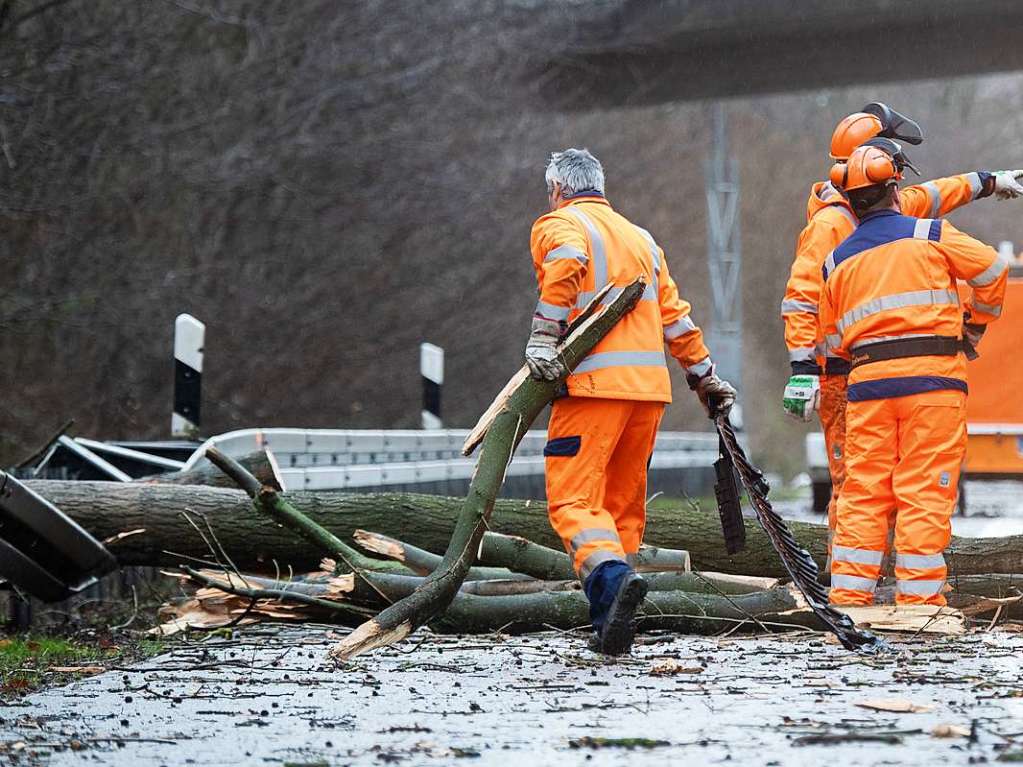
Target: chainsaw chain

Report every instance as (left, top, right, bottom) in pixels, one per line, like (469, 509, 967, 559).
(714, 416, 886, 652)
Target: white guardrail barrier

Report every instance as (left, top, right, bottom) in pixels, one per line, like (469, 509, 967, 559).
(182, 428, 720, 492)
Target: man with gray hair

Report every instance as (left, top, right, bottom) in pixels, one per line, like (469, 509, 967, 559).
(527, 148, 737, 654)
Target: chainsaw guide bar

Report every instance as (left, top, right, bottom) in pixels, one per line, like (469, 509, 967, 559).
(713, 416, 886, 652)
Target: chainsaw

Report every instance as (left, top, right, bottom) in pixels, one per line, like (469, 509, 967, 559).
(712, 415, 885, 652)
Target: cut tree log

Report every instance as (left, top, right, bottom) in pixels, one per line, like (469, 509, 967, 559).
(137, 450, 284, 490)
(477, 532, 574, 580)
(353, 530, 531, 581)
(35, 482, 1023, 579)
(477, 533, 691, 581)
(330, 278, 648, 662)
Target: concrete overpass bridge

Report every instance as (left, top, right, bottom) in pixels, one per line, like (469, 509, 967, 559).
(540, 0, 1023, 106)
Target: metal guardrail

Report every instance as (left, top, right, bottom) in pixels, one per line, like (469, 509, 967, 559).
(181, 428, 720, 492)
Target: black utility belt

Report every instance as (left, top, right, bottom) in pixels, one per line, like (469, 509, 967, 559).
(823, 358, 851, 376)
(850, 336, 962, 369)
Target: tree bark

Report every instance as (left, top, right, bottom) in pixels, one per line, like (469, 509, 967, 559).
(330, 278, 648, 662)
(137, 450, 284, 490)
(35, 481, 1023, 579)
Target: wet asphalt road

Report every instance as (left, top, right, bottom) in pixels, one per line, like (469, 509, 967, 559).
(1, 625, 1021, 766)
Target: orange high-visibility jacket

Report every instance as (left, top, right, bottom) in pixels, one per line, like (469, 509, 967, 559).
(819, 211, 1007, 401)
(782, 173, 993, 373)
(530, 195, 710, 403)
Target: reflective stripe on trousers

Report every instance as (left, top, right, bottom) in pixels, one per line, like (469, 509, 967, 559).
(570, 528, 621, 555)
(896, 579, 945, 597)
(579, 550, 627, 579)
(831, 545, 883, 566)
(830, 574, 878, 593)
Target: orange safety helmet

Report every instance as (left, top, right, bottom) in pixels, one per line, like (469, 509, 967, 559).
(830, 102, 924, 161)
(830, 145, 899, 192)
(830, 113, 885, 161)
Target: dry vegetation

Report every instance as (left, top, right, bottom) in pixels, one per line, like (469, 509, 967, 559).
(3, 1, 1023, 474)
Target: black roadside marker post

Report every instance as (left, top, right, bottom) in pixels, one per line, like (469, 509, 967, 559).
(420, 342, 443, 430)
(172, 313, 204, 438)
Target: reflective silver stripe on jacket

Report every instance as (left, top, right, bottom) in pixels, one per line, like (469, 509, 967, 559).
(912, 218, 934, 240)
(535, 300, 571, 321)
(895, 579, 945, 597)
(830, 574, 878, 592)
(973, 300, 1003, 317)
(579, 550, 627, 579)
(564, 207, 607, 308)
(833, 205, 859, 229)
(895, 552, 946, 570)
(634, 226, 661, 296)
(831, 545, 884, 567)
(664, 316, 697, 340)
(836, 289, 960, 334)
(570, 528, 621, 554)
(544, 244, 588, 265)
(922, 181, 942, 218)
(574, 350, 667, 374)
(969, 253, 1010, 287)
(788, 347, 816, 363)
(781, 299, 819, 315)
(966, 171, 984, 200)
(685, 356, 713, 377)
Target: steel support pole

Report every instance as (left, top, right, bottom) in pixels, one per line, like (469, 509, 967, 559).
(704, 103, 743, 419)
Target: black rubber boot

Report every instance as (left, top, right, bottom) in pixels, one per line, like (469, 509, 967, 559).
(594, 572, 648, 655)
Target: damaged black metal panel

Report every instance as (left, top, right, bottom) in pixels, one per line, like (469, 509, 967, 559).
(0, 471, 117, 601)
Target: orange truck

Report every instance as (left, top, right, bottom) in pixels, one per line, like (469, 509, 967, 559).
(807, 255, 1022, 512)
(958, 261, 1023, 477)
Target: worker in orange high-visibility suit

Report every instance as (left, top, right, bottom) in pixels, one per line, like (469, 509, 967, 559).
(781, 102, 1023, 545)
(526, 148, 737, 654)
(819, 144, 1008, 606)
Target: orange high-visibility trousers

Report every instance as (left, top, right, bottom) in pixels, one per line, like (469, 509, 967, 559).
(818, 374, 848, 535)
(830, 389, 966, 607)
(545, 397, 664, 579)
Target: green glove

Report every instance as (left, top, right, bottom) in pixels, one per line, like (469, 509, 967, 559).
(782, 375, 821, 422)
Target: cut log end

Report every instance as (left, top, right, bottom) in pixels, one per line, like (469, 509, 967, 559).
(353, 529, 406, 561)
(329, 619, 413, 663)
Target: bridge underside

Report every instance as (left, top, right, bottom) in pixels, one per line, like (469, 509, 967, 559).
(539, 0, 1023, 107)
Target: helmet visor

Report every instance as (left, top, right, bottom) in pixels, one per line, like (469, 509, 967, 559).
(862, 102, 924, 146)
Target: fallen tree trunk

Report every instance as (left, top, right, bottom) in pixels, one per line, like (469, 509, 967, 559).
(137, 450, 283, 490)
(167, 570, 824, 636)
(34, 483, 1023, 578)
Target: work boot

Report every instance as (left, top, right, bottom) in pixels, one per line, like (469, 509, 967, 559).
(595, 571, 648, 655)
